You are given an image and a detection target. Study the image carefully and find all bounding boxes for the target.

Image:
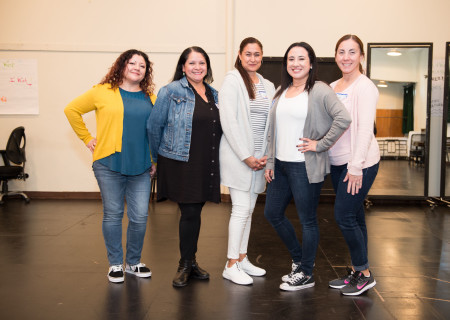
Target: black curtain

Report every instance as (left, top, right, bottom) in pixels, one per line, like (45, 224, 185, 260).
(402, 84, 414, 134)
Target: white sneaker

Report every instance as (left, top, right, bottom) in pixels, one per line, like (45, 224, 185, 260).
(222, 261, 253, 285)
(108, 265, 124, 283)
(125, 262, 152, 278)
(240, 256, 266, 276)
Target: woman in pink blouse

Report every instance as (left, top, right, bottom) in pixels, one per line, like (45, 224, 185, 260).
(327, 35, 380, 296)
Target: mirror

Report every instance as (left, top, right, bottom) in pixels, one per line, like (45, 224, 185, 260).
(442, 42, 450, 199)
(367, 43, 432, 197)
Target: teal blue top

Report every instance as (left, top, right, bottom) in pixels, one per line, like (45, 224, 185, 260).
(98, 88, 153, 175)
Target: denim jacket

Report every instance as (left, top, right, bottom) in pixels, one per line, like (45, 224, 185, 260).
(147, 76, 219, 162)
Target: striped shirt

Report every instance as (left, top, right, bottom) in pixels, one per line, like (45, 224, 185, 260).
(250, 82, 270, 152)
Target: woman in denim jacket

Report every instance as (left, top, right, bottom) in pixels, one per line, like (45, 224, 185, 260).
(147, 47, 221, 288)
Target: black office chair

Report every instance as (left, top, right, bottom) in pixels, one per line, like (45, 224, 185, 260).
(0, 127, 30, 204)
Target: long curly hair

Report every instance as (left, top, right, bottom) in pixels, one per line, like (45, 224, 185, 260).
(100, 49, 155, 96)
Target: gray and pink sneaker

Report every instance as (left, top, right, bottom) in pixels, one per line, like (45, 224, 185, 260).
(340, 271, 376, 296)
(329, 267, 354, 289)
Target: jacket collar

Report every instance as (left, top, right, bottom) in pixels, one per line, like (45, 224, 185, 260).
(180, 76, 190, 88)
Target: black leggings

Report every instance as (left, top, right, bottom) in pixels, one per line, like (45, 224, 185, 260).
(178, 202, 205, 261)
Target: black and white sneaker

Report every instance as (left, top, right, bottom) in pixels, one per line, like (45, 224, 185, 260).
(340, 271, 376, 296)
(280, 271, 315, 291)
(108, 265, 124, 283)
(329, 267, 355, 289)
(125, 263, 152, 278)
(281, 262, 302, 282)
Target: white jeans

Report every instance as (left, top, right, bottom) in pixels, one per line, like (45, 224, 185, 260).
(227, 188, 259, 259)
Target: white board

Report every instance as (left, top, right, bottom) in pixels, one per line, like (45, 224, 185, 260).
(0, 59, 39, 114)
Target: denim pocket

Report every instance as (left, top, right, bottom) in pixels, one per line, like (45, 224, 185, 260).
(169, 94, 187, 114)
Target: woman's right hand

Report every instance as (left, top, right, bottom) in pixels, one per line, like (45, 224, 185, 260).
(264, 169, 274, 183)
(244, 156, 262, 171)
(87, 138, 97, 153)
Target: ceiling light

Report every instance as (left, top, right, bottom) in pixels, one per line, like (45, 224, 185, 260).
(377, 80, 388, 88)
(387, 49, 402, 56)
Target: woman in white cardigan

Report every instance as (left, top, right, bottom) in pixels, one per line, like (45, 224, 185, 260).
(219, 37, 275, 285)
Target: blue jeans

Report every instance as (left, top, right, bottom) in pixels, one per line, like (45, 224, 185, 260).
(264, 160, 323, 276)
(93, 162, 151, 266)
(331, 162, 379, 271)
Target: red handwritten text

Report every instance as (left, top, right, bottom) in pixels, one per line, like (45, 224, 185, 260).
(9, 76, 33, 86)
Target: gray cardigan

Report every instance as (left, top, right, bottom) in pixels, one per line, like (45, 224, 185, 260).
(219, 69, 275, 193)
(266, 82, 351, 183)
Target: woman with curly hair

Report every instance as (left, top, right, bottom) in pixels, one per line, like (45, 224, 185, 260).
(65, 49, 156, 283)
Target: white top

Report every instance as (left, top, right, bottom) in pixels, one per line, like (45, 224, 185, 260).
(275, 90, 308, 162)
(250, 81, 270, 152)
(328, 82, 353, 165)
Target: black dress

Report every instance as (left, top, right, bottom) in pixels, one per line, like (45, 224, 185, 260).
(157, 85, 222, 203)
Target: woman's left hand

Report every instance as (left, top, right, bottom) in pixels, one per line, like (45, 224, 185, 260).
(264, 169, 274, 183)
(297, 138, 317, 153)
(343, 172, 363, 195)
(150, 164, 157, 179)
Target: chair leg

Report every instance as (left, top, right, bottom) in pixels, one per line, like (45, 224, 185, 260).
(0, 180, 30, 204)
(7, 191, 30, 203)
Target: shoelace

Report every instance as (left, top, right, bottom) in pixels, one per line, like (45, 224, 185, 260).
(289, 271, 306, 283)
(289, 263, 300, 277)
(111, 265, 123, 272)
(348, 272, 363, 286)
(129, 263, 147, 271)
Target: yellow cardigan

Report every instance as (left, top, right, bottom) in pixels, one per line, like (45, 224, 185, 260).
(64, 83, 156, 162)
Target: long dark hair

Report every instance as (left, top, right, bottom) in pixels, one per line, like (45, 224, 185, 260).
(274, 42, 318, 100)
(335, 34, 365, 73)
(235, 37, 263, 100)
(172, 46, 213, 84)
(100, 49, 155, 96)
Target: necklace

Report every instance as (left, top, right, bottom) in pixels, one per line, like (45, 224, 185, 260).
(291, 82, 306, 88)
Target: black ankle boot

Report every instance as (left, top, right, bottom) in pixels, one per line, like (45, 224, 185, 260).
(190, 260, 210, 280)
(172, 259, 192, 287)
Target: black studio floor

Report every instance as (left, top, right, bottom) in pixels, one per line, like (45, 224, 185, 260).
(0, 198, 449, 320)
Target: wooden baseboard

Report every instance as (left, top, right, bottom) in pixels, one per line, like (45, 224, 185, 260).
(14, 192, 427, 205)
(23, 192, 233, 202)
(26, 192, 102, 200)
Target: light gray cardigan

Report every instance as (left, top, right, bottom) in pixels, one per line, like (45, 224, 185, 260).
(219, 69, 275, 193)
(266, 82, 352, 183)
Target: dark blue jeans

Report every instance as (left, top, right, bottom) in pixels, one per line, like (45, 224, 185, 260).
(331, 162, 379, 271)
(264, 160, 323, 276)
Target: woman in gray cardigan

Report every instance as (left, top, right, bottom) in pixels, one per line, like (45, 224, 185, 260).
(264, 42, 351, 291)
(219, 37, 275, 285)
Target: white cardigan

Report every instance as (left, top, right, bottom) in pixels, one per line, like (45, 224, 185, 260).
(219, 69, 275, 193)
